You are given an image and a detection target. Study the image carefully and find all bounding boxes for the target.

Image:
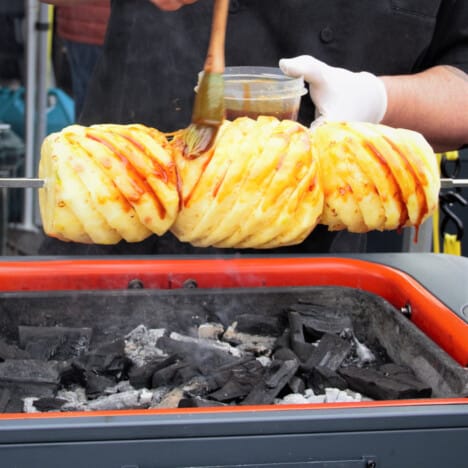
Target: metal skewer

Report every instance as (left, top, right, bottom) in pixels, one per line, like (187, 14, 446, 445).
(0, 178, 465, 190)
(0, 178, 45, 188)
(440, 178, 468, 189)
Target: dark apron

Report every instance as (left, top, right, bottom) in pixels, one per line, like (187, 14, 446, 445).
(41, 0, 451, 256)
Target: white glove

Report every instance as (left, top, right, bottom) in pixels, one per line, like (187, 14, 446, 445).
(279, 55, 388, 126)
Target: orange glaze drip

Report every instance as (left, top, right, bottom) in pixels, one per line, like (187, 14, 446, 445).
(65, 134, 134, 213)
(134, 126, 180, 186)
(183, 150, 214, 208)
(308, 173, 318, 192)
(118, 133, 171, 184)
(212, 167, 228, 198)
(382, 136, 428, 225)
(362, 140, 408, 228)
(86, 131, 166, 219)
(175, 168, 183, 211)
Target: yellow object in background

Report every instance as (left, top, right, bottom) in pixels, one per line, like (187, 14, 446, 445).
(443, 150, 460, 161)
(443, 233, 462, 256)
(434, 150, 463, 256)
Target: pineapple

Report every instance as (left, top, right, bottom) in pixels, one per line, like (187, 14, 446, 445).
(38, 117, 439, 248)
(171, 116, 323, 248)
(312, 121, 440, 233)
(39, 123, 179, 244)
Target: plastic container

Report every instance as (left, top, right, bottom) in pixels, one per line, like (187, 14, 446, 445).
(197, 66, 307, 121)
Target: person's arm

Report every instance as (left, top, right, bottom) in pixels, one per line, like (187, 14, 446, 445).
(280, 56, 468, 152)
(381, 66, 468, 152)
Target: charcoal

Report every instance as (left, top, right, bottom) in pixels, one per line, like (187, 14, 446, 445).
(0, 359, 61, 386)
(233, 314, 283, 337)
(288, 311, 317, 362)
(59, 363, 86, 388)
(339, 366, 432, 400)
(203, 357, 257, 390)
(18, 326, 92, 361)
(380, 363, 419, 379)
(308, 365, 348, 393)
(174, 363, 200, 384)
(20, 334, 64, 361)
(128, 355, 179, 389)
(157, 335, 240, 375)
(32, 397, 68, 412)
(272, 347, 299, 363)
(301, 333, 352, 372)
(242, 360, 299, 406)
(0, 338, 30, 361)
(0, 388, 11, 412)
(179, 397, 227, 408)
(289, 303, 353, 337)
(0, 360, 61, 410)
(208, 359, 265, 402)
(75, 340, 132, 378)
(151, 361, 180, 387)
(273, 329, 291, 351)
(380, 363, 433, 391)
(85, 371, 116, 399)
(287, 375, 305, 395)
(209, 379, 251, 402)
(152, 363, 198, 388)
(223, 325, 276, 355)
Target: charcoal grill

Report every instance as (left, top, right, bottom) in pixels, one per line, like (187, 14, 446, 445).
(0, 252, 467, 468)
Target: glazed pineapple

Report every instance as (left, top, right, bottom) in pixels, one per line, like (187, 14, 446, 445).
(171, 116, 323, 248)
(312, 122, 440, 233)
(38, 117, 440, 247)
(39, 123, 179, 243)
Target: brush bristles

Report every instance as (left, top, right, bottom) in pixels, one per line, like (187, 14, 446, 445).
(182, 123, 220, 159)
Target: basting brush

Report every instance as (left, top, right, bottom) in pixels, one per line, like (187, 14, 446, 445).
(182, 0, 230, 159)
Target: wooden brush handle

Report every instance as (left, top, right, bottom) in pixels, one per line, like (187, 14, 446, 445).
(204, 0, 229, 73)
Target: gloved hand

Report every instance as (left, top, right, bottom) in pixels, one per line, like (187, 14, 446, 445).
(279, 55, 388, 126)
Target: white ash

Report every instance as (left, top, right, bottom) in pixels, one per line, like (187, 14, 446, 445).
(124, 325, 167, 366)
(103, 380, 134, 395)
(23, 385, 161, 413)
(23, 397, 40, 413)
(49, 387, 88, 412)
(198, 322, 225, 340)
(276, 387, 368, 405)
(256, 355, 272, 367)
(182, 376, 212, 395)
(57, 387, 157, 412)
(152, 388, 184, 409)
(169, 331, 242, 358)
(353, 336, 376, 366)
(223, 322, 277, 355)
(86, 389, 153, 411)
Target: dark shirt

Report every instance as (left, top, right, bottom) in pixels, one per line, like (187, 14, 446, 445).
(81, 0, 468, 130)
(41, 0, 468, 256)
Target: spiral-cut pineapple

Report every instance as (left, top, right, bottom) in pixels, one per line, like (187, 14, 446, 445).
(312, 121, 440, 233)
(39, 123, 179, 244)
(171, 116, 323, 248)
(38, 118, 440, 247)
